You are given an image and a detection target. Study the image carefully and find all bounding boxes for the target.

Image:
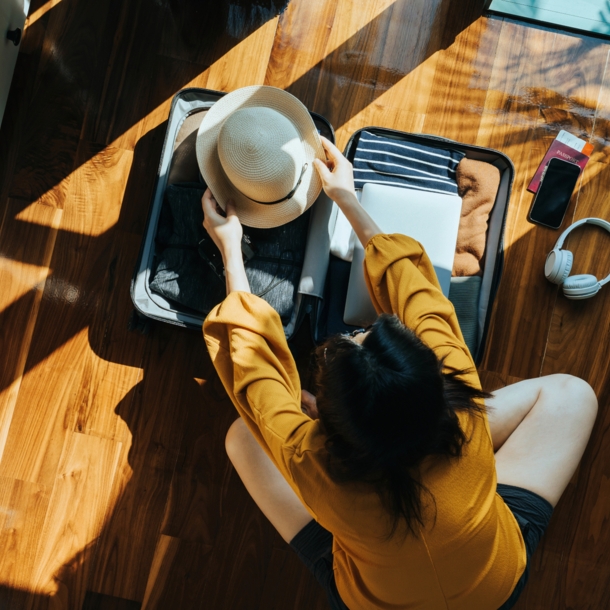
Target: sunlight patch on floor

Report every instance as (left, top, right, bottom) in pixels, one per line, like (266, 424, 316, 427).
(25, 0, 61, 28)
(0, 256, 52, 312)
(12, 145, 132, 237)
(276, 0, 399, 89)
(336, 50, 441, 146)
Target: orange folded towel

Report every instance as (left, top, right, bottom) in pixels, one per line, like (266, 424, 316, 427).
(453, 158, 501, 277)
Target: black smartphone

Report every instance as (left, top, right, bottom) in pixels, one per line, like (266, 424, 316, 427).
(528, 157, 581, 229)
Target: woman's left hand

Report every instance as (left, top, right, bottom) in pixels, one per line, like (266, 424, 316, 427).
(202, 188, 243, 258)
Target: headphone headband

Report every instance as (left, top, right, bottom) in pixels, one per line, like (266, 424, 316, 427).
(555, 217, 610, 249)
(552, 217, 610, 288)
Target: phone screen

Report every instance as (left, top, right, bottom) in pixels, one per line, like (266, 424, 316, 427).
(528, 158, 581, 229)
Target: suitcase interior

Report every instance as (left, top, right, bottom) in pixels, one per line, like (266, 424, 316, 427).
(311, 127, 514, 365)
(130, 88, 335, 339)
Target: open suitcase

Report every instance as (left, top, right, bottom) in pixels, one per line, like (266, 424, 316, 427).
(130, 88, 514, 365)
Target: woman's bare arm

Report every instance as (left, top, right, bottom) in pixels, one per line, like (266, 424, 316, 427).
(313, 136, 382, 248)
(201, 189, 250, 294)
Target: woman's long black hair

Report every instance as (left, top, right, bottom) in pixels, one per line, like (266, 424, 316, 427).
(315, 314, 490, 539)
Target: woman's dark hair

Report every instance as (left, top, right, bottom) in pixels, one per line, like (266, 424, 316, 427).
(315, 314, 490, 539)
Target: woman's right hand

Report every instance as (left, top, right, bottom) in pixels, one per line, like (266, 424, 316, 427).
(313, 136, 358, 207)
(315, 136, 382, 247)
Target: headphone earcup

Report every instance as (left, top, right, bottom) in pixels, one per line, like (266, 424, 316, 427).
(545, 249, 573, 284)
(562, 274, 600, 300)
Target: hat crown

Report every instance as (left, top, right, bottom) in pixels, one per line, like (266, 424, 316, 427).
(196, 85, 324, 228)
(217, 107, 305, 204)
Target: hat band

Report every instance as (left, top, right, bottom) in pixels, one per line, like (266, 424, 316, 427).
(236, 163, 309, 206)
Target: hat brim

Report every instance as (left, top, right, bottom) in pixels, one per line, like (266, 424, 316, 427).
(196, 86, 325, 229)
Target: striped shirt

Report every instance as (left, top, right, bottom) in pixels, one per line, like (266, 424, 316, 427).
(353, 131, 465, 195)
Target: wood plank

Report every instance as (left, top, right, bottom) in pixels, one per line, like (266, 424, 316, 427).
(204, 16, 280, 93)
(137, 14, 280, 143)
(270, 0, 436, 145)
(160, 377, 235, 544)
(28, 432, 122, 608)
(0, 142, 136, 486)
(87, 326, 203, 602)
(111, 122, 167, 241)
(128, 56, 210, 149)
(264, 0, 339, 91)
(82, 592, 141, 610)
(0, 327, 91, 487)
(8, 0, 118, 207)
(422, 15, 502, 141)
(338, 20, 447, 138)
(258, 547, 330, 610)
(140, 535, 212, 610)
(71, 232, 147, 444)
(141, 535, 180, 610)
(158, 0, 286, 67)
(82, 0, 171, 150)
(480, 24, 610, 378)
(197, 467, 279, 610)
(0, 477, 50, 600)
(79, 0, 148, 149)
(336, 5, 502, 141)
(0, 201, 61, 463)
(528, 60, 610, 609)
(541, 55, 610, 388)
(0, 0, 58, 210)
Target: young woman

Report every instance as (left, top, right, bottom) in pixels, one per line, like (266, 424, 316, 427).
(202, 136, 597, 610)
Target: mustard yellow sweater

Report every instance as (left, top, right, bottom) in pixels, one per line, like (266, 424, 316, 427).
(204, 234, 526, 610)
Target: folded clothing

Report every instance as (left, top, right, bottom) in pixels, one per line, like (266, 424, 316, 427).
(149, 183, 309, 324)
(353, 130, 465, 194)
(330, 132, 500, 278)
(331, 131, 466, 261)
(454, 158, 501, 277)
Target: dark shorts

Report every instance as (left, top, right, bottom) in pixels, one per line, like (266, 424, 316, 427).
(496, 483, 554, 609)
(289, 519, 349, 610)
(289, 483, 553, 610)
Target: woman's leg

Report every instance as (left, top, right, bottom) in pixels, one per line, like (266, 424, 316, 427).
(486, 374, 598, 507)
(225, 417, 314, 542)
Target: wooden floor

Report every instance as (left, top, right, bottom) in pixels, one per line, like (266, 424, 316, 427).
(0, 0, 609, 608)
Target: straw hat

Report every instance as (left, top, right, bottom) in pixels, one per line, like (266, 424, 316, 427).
(196, 86, 325, 228)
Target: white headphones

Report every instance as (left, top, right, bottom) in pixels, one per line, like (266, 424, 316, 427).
(545, 217, 610, 299)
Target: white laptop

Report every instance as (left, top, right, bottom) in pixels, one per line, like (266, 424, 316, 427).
(343, 183, 462, 326)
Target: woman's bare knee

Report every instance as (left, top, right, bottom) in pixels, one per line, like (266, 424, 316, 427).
(540, 374, 597, 425)
(495, 374, 597, 506)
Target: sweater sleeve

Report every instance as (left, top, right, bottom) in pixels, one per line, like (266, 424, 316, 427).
(363, 233, 476, 375)
(202, 292, 321, 514)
